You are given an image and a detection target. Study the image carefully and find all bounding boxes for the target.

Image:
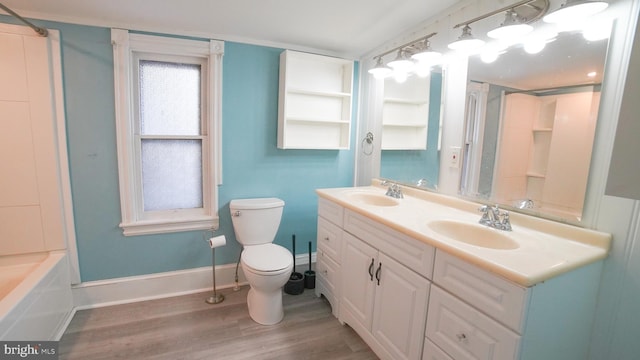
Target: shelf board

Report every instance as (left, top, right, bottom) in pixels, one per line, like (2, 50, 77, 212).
(382, 123, 428, 128)
(285, 117, 350, 125)
(526, 172, 546, 178)
(383, 97, 429, 105)
(382, 146, 428, 150)
(288, 88, 351, 98)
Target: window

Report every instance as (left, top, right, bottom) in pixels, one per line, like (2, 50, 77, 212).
(111, 29, 223, 236)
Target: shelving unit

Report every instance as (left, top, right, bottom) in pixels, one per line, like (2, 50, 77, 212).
(526, 99, 556, 201)
(277, 50, 354, 149)
(382, 76, 430, 150)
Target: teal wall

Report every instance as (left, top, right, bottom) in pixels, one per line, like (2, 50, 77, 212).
(0, 16, 357, 282)
(379, 71, 441, 188)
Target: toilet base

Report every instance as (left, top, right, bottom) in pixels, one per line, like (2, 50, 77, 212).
(247, 287, 284, 325)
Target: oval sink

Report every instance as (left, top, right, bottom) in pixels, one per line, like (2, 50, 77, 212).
(428, 220, 519, 250)
(346, 192, 400, 207)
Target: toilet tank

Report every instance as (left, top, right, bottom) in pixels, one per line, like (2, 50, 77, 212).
(230, 198, 285, 246)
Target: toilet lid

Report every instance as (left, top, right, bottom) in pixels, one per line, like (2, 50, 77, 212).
(242, 244, 292, 272)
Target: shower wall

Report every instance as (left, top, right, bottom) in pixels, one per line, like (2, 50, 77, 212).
(494, 89, 600, 218)
(0, 24, 67, 256)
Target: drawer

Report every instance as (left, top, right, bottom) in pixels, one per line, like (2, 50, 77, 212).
(426, 286, 520, 360)
(316, 248, 340, 297)
(316, 249, 340, 317)
(317, 216, 343, 261)
(318, 197, 344, 227)
(343, 209, 435, 279)
(422, 339, 454, 360)
(433, 251, 528, 332)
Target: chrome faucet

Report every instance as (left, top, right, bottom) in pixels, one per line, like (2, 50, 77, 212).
(385, 183, 403, 199)
(478, 204, 511, 231)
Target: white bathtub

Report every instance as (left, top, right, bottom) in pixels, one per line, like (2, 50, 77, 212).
(0, 251, 73, 340)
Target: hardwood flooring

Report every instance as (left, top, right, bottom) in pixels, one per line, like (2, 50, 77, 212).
(59, 286, 378, 360)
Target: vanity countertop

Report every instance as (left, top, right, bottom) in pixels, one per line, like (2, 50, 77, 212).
(316, 184, 611, 287)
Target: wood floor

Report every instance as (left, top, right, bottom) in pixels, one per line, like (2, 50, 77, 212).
(59, 286, 378, 360)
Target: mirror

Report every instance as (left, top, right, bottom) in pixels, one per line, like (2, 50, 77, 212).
(460, 29, 609, 222)
(379, 68, 442, 190)
(376, 26, 610, 224)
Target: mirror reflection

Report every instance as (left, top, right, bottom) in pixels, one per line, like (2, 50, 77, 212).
(379, 69, 442, 189)
(460, 30, 609, 222)
(377, 27, 610, 223)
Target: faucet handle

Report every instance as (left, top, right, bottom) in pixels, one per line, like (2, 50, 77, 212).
(500, 211, 512, 231)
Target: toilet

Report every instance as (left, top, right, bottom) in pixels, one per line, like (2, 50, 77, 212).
(230, 197, 293, 325)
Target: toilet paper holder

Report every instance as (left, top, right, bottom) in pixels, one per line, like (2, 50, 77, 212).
(206, 235, 226, 305)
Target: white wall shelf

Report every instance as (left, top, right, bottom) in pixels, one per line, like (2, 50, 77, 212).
(381, 76, 431, 150)
(277, 50, 354, 150)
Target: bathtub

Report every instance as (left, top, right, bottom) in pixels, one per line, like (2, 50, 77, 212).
(0, 251, 73, 340)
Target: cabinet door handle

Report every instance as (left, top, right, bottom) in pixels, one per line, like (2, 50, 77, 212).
(324, 236, 330, 241)
(368, 258, 375, 281)
(456, 333, 468, 343)
(375, 262, 382, 285)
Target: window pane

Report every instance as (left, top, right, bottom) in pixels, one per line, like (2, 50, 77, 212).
(141, 139, 203, 211)
(139, 60, 201, 135)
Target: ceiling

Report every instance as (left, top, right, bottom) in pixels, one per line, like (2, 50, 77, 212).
(0, 0, 462, 58)
(468, 31, 609, 91)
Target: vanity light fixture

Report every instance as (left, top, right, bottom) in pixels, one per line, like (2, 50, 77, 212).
(543, 0, 608, 24)
(368, 32, 439, 81)
(387, 49, 414, 71)
(487, 9, 533, 40)
(449, 0, 550, 50)
(411, 38, 442, 64)
(368, 56, 392, 79)
(448, 25, 485, 52)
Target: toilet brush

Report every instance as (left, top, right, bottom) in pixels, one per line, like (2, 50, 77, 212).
(304, 241, 315, 289)
(284, 234, 304, 295)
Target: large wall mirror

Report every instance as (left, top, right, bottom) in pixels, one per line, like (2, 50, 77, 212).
(377, 24, 611, 224)
(460, 29, 609, 223)
(379, 67, 442, 190)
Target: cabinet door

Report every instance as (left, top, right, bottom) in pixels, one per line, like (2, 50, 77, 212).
(340, 232, 377, 330)
(373, 253, 430, 360)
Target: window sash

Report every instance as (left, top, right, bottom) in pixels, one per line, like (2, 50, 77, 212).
(131, 53, 209, 220)
(111, 29, 223, 236)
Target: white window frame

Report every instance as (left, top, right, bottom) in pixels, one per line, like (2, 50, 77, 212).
(111, 29, 223, 236)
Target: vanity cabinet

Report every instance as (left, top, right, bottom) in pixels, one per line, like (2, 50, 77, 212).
(277, 50, 354, 149)
(315, 194, 604, 360)
(315, 197, 344, 317)
(339, 207, 435, 360)
(424, 250, 603, 360)
(341, 232, 430, 360)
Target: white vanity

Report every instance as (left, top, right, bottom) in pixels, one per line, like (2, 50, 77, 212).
(315, 183, 610, 360)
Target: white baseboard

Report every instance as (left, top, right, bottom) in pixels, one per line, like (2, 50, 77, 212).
(72, 253, 316, 310)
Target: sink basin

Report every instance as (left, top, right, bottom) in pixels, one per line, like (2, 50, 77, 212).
(346, 192, 400, 207)
(428, 220, 519, 250)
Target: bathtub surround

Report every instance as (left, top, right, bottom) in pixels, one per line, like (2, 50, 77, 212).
(0, 252, 72, 340)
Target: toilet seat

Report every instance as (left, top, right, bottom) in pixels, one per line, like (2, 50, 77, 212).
(242, 244, 293, 275)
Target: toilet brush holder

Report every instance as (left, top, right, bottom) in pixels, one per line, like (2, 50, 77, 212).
(304, 241, 315, 289)
(284, 234, 304, 295)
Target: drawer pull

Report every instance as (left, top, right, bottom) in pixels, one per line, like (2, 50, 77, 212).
(324, 236, 330, 241)
(368, 258, 375, 281)
(375, 262, 382, 285)
(456, 333, 468, 343)
(322, 270, 328, 275)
